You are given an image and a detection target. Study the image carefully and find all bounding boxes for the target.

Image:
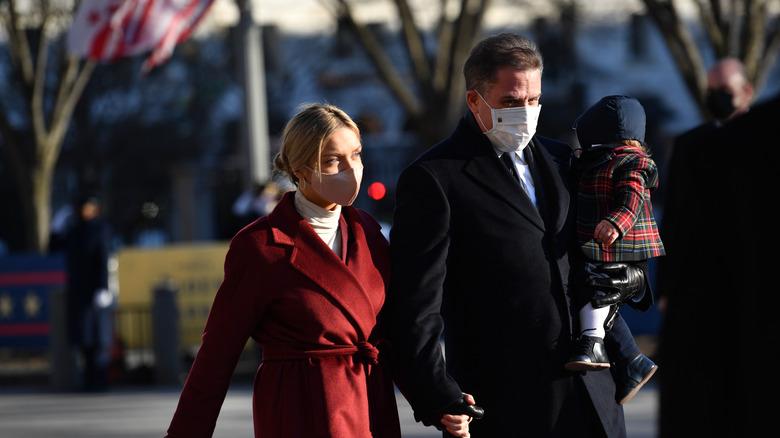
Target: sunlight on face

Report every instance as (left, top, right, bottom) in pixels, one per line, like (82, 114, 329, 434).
(316, 127, 362, 175)
(297, 127, 362, 210)
(467, 66, 542, 132)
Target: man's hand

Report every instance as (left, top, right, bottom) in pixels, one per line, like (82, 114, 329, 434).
(589, 263, 645, 309)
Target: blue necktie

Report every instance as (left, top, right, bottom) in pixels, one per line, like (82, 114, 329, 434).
(500, 152, 520, 182)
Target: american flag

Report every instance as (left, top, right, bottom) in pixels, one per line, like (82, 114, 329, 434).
(67, 0, 215, 72)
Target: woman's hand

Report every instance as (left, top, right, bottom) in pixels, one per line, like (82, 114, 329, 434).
(440, 393, 476, 437)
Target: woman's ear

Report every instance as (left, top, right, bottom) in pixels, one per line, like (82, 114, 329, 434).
(294, 165, 313, 184)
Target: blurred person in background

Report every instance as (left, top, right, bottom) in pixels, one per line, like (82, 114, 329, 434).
(703, 57, 754, 123)
(64, 194, 114, 392)
(657, 54, 778, 434)
(671, 57, 754, 152)
(231, 181, 282, 226)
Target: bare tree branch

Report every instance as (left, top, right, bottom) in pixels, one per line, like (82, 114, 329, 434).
(741, 0, 765, 78)
(442, 0, 490, 122)
(752, 18, 780, 93)
(643, 0, 712, 109)
(1, 0, 95, 252)
(396, 0, 430, 88)
(329, 0, 490, 149)
(334, 0, 424, 118)
(32, 11, 51, 146)
(644, 0, 779, 115)
(7, 0, 36, 84)
(695, 0, 726, 55)
(47, 58, 96, 171)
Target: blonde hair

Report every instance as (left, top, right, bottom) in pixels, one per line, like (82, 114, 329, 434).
(273, 103, 360, 186)
(616, 139, 650, 156)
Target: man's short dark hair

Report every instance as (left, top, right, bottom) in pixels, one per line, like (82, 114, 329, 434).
(463, 33, 544, 94)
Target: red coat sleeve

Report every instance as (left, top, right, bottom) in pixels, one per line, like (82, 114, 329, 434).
(166, 232, 266, 437)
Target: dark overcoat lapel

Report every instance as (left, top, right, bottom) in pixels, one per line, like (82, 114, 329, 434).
(458, 129, 570, 235)
(463, 148, 545, 230)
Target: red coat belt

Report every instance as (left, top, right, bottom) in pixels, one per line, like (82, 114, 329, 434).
(261, 341, 379, 364)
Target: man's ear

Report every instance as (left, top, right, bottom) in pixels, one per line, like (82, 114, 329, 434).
(465, 90, 481, 115)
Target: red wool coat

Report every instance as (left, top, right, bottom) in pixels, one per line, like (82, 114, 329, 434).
(166, 191, 400, 438)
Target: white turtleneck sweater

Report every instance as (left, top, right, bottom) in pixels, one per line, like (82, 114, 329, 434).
(294, 189, 343, 258)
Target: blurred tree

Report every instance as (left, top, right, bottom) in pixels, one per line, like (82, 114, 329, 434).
(329, 0, 493, 153)
(642, 0, 780, 116)
(325, 0, 583, 154)
(0, 0, 94, 253)
(59, 38, 242, 245)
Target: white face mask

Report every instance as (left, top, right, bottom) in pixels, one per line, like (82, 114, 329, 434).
(475, 92, 542, 153)
(305, 165, 364, 206)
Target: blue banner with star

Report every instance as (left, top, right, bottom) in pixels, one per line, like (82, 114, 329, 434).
(0, 254, 66, 348)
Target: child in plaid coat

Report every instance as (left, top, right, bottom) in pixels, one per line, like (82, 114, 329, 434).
(565, 95, 665, 404)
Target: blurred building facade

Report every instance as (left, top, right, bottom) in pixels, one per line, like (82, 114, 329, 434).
(2, 0, 779, 251)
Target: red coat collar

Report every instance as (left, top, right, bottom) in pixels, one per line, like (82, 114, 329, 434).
(265, 191, 386, 340)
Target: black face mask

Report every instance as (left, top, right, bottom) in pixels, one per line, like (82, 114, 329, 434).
(705, 90, 736, 120)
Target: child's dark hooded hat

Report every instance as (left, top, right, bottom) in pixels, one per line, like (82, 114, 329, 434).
(573, 95, 646, 149)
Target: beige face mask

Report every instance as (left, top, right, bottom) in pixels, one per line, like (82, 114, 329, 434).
(305, 165, 364, 206)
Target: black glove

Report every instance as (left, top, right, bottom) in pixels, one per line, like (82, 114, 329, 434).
(437, 397, 485, 421)
(588, 263, 645, 309)
(443, 398, 485, 419)
(421, 397, 485, 430)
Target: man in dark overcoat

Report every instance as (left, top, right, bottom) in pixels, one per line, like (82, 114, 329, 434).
(385, 33, 639, 437)
(64, 195, 113, 391)
(657, 90, 780, 437)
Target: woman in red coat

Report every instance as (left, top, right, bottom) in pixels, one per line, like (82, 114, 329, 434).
(166, 103, 472, 437)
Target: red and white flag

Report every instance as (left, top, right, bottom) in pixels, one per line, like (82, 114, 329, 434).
(67, 0, 215, 72)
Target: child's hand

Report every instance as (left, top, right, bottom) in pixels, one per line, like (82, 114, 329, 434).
(594, 220, 619, 246)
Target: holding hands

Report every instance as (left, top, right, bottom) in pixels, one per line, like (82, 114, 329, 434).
(439, 393, 483, 437)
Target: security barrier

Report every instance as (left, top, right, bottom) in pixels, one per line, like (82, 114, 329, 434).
(114, 242, 229, 349)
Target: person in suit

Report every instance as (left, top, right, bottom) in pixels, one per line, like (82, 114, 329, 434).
(385, 33, 643, 436)
(703, 57, 754, 122)
(165, 103, 473, 438)
(669, 58, 754, 160)
(64, 194, 114, 392)
(657, 76, 779, 437)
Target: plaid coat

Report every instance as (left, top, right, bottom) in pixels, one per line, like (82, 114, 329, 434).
(575, 144, 665, 262)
